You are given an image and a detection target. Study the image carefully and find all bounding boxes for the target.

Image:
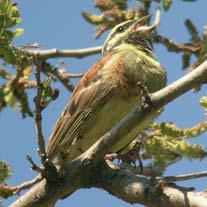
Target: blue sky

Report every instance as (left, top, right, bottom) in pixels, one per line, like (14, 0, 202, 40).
(1, 1, 207, 206)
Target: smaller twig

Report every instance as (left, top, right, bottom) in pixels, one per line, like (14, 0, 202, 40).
(17, 42, 41, 49)
(154, 34, 201, 53)
(26, 156, 43, 173)
(159, 170, 207, 183)
(18, 79, 37, 88)
(165, 154, 182, 167)
(34, 61, 46, 164)
(42, 62, 76, 92)
(26, 155, 58, 182)
(153, 8, 161, 27)
(0, 176, 41, 195)
(63, 72, 84, 78)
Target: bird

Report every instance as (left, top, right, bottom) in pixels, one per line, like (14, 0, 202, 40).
(46, 15, 167, 167)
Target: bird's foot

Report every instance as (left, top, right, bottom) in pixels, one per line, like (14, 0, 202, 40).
(119, 150, 143, 174)
(137, 82, 153, 111)
(104, 152, 119, 161)
(105, 149, 143, 174)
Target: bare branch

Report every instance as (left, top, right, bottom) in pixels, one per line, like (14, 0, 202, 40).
(153, 9, 161, 27)
(0, 176, 41, 195)
(34, 62, 46, 163)
(95, 165, 207, 207)
(10, 158, 207, 207)
(24, 46, 102, 59)
(154, 34, 201, 53)
(162, 171, 207, 182)
(18, 79, 37, 88)
(63, 72, 84, 78)
(41, 62, 76, 92)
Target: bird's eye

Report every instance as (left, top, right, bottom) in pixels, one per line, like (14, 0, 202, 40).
(116, 26, 125, 33)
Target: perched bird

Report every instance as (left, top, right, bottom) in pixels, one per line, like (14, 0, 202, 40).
(46, 16, 167, 167)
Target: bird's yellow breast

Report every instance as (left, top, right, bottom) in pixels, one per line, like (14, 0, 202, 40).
(64, 93, 140, 162)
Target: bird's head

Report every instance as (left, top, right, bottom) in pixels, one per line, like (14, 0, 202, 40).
(102, 15, 157, 55)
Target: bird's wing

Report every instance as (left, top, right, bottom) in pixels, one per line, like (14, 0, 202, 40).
(46, 53, 123, 159)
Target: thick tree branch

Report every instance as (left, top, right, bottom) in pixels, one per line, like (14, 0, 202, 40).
(10, 158, 207, 207)
(95, 165, 207, 207)
(10, 61, 207, 207)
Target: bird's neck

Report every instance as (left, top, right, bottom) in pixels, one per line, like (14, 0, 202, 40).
(124, 32, 154, 56)
(108, 43, 155, 59)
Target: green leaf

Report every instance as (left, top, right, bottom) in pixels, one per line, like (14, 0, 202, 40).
(0, 1, 33, 68)
(0, 161, 11, 183)
(200, 96, 207, 110)
(163, 0, 172, 11)
(42, 86, 53, 99)
(4, 92, 16, 108)
(113, 0, 127, 10)
(3, 86, 16, 108)
(42, 77, 52, 88)
(0, 186, 14, 199)
(13, 28, 24, 37)
(22, 65, 32, 79)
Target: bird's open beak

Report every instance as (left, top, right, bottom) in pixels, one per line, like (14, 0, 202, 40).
(132, 15, 157, 33)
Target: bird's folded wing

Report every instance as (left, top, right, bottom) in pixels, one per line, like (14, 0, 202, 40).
(46, 54, 119, 159)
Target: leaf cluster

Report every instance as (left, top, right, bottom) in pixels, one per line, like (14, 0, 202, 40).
(0, 0, 33, 67)
(143, 121, 207, 166)
(0, 162, 14, 199)
(0, 0, 36, 117)
(82, 0, 138, 38)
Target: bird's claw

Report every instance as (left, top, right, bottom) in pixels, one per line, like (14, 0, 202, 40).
(104, 153, 119, 161)
(137, 82, 153, 111)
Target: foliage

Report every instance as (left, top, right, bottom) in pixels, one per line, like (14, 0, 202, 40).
(200, 96, 207, 112)
(0, 162, 11, 183)
(41, 77, 59, 109)
(0, 0, 32, 66)
(162, 0, 172, 11)
(82, 0, 140, 38)
(0, 0, 35, 117)
(0, 162, 13, 199)
(142, 122, 207, 166)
